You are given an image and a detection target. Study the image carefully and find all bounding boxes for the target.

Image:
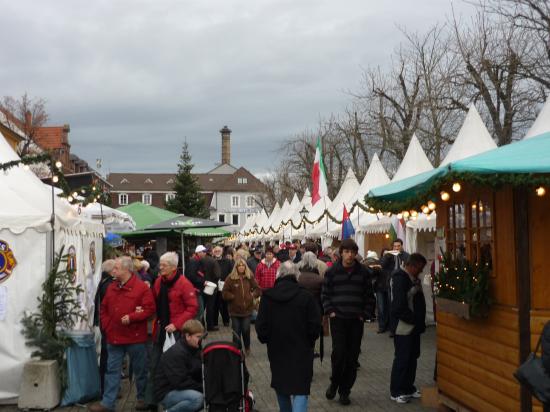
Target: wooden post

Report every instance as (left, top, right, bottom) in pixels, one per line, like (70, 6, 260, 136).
(514, 188, 531, 412)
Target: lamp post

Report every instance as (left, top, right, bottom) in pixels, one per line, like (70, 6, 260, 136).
(299, 206, 308, 239)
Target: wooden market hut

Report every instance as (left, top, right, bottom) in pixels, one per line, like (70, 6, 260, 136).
(367, 132, 550, 411)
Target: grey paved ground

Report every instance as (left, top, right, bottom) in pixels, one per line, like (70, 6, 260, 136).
(1, 323, 436, 411)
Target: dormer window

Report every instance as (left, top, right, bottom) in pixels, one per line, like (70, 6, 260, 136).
(166, 178, 174, 184)
(120, 178, 129, 184)
(237, 177, 248, 184)
(209, 178, 214, 182)
(145, 178, 153, 184)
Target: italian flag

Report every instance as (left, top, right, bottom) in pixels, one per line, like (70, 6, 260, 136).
(311, 137, 328, 205)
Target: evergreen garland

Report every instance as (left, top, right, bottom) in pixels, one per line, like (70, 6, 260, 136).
(20, 247, 87, 390)
(365, 171, 550, 214)
(166, 142, 210, 218)
(434, 252, 491, 317)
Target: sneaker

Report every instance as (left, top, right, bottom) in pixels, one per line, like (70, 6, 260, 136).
(406, 390, 421, 399)
(390, 395, 410, 404)
(325, 383, 337, 400)
(339, 394, 351, 405)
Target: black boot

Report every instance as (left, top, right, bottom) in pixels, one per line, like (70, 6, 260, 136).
(325, 383, 337, 400)
(339, 394, 351, 406)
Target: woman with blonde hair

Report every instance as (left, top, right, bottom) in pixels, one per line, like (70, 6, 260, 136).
(222, 258, 260, 355)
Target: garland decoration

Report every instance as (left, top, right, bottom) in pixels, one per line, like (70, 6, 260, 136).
(434, 252, 491, 317)
(0, 153, 108, 206)
(365, 171, 550, 214)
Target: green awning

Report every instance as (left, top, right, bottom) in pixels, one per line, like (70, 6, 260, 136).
(117, 202, 178, 230)
(119, 229, 174, 239)
(367, 131, 550, 211)
(182, 227, 231, 237)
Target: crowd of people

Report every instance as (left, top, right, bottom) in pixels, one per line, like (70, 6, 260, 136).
(88, 238, 428, 412)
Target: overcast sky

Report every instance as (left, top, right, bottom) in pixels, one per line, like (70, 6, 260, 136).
(0, 0, 474, 176)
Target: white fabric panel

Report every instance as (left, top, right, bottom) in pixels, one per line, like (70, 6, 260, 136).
(525, 98, 550, 139)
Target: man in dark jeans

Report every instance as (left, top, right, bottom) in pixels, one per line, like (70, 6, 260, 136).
(380, 239, 410, 336)
(389, 253, 427, 404)
(322, 239, 375, 406)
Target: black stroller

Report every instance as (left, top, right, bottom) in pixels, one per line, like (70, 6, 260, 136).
(201, 339, 252, 411)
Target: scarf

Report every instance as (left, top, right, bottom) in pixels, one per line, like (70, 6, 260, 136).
(157, 270, 181, 345)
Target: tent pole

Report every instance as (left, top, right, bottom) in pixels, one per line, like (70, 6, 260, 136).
(180, 231, 185, 273)
(50, 179, 55, 267)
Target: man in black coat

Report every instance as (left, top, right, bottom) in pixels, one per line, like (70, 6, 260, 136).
(256, 261, 321, 412)
(389, 253, 427, 404)
(322, 238, 375, 406)
(201, 245, 222, 331)
(154, 319, 204, 412)
(246, 248, 263, 274)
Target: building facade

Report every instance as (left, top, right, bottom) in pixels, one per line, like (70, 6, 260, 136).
(108, 126, 265, 231)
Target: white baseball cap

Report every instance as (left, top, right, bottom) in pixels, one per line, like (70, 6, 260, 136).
(195, 245, 207, 253)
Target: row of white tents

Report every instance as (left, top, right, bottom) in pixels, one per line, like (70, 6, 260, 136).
(0, 132, 107, 403)
(239, 101, 550, 258)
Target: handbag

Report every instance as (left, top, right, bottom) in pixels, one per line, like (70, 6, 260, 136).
(514, 334, 550, 404)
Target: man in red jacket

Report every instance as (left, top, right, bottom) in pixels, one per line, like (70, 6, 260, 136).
(89, 256, 156, 412)
(255, 247, 281, 291)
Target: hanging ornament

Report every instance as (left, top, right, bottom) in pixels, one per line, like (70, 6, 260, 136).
(452, 182, 461, 192)
(536, 186, 546, 197)
(428, 201, 436, 211)
(441, 191, 450, 201)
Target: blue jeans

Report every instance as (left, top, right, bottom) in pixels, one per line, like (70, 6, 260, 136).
(102, 343, 147, 410)
(276, 393, 308, 412)
(231, 316, 251, 349)
(161, 389, 203, 412)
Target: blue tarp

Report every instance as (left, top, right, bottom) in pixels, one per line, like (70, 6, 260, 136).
(61, 331, 100, 406)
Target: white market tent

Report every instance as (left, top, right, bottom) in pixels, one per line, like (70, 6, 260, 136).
(293, 192, 331, 240)
(0, 133, 104, 403)
(81, 202, 136, 233)
(311, 168, 360, 240)
(281, 188, 312, 241)
(279, 193, 301, 241)
(260, 202, 281, 241)
(524, 97, 550, 139)
(361, 134, 433, 235)
(249, 209, 269, 242)
(268, 198, 290, 241)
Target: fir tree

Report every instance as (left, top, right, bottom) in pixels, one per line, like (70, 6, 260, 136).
(166, 142, 210, 218)
(21, 247, 86, 390)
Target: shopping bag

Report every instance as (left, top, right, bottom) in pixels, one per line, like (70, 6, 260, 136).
(163, 333, 176, 352)
(514, 335, 550, 403)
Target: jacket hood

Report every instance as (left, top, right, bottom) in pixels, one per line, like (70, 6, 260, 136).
(263, 275, 300, 302)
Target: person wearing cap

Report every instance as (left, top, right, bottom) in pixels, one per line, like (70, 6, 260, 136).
(276, 243, 290, 263)
(255, 247, 281, 291)
(246, 247, 263, 274)
(201, 244, 222, 331)
(256, 261, 321, 412)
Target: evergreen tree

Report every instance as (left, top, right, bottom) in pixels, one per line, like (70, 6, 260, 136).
(166, 142, 210, 218)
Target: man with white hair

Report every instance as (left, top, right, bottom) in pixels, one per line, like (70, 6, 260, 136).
(256, 260, 321, 412)
(90, 256, 156, 412)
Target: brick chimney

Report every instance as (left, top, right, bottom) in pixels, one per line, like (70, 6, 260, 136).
(220, 125, 231, 165)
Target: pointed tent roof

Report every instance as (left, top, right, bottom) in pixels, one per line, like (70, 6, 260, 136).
(262, 202, 281, 232)
(270, 198, 290, 230)
(391, 134, 433, 181)
(300, 188, 312, 210)
(240, 211, 258, 233)
(352, 154, 390, 206)
(311, 168, 359, 236)
(441, 105, 496, 166)
(525, 98, 550, 139)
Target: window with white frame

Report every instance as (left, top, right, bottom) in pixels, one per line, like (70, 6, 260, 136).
(246, 195, 255, 207)
(142, 193, 152, 205)
(119, 193, 128, 205)
(166, 193, 176, 202)
(232, 214, 239, 225)
(218, 214, 226, 223)
(231, 195, 240, 207)
(237, 177, 248, 184)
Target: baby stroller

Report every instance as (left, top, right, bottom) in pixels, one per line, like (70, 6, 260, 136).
(201, 337, 253, 411)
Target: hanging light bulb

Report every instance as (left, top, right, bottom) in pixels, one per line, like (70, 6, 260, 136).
(441, 191, 450, 201)
(386, 212, 392, 217)
(428, 200, 436, 210)
(384, 233, 390, 239)
(55, 161, 63, 169)
(422, 205, 430, 214)
(23, 165, 30, 171)
(536, 186, 546, 197)
(452, 182, 461, 192)
(92, 186, 97, 191)
(72, 192, 78, 198)
(397, 213, 403, 219)
(411, 210, 418, 217)
(403, 211, 410, 218)
(67, 195, 74, 202)
(52, 175, 59, 183)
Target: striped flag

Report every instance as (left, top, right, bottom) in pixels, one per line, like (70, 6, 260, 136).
(311, 137, 328, 205)
(342, 205, 355, 240)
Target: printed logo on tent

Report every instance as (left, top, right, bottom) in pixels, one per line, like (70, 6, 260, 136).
(89, 241, 96, 273)
(67, 245, 77, 283)
(0, 241, 17, 284)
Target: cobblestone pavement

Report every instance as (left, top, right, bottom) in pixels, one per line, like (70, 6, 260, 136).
(1, 323, 436, 411)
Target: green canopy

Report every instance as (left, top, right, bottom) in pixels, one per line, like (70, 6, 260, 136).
(117, 202, 178, 230)
(182, 227, 231, 237)
(367, 131, 550, 211)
